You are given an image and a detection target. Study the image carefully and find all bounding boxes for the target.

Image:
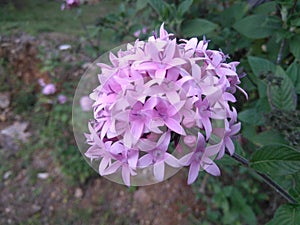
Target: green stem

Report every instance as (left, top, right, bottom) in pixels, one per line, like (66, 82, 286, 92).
(227, 151, 298, 204)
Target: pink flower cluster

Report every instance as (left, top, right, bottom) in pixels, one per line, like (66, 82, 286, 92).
(84, 24, 246, 186)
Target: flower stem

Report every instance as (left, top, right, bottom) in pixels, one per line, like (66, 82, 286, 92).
(226, 151, 298, 204)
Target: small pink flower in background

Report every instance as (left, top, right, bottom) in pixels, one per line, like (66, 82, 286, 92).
(133, 27, 147, 37)
(84, 23, 246, 186)
(42, 84, 56, 95)
(57, 94, 67, 104)
(61, 0, 80, 10)
(142, 27, 147, 34)
(38, 78, 46, 87)
(133, 30, 141, 38)
(80, 96, 93, 111)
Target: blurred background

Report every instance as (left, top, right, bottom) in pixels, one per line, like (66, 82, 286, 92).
(0, 0, 299, 224)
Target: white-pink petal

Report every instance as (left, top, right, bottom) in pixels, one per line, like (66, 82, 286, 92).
(138, 154, 153, 168)
(165, 153, 181, 168)
(187, 161, 200, 185)
(154, 161, 165, 182)
(165, 118, 186, 135)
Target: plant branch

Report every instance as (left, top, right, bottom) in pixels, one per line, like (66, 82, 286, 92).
(290, 0, 298, 16)
(276, 39, 285, 65)
(226, 150, 298, 204)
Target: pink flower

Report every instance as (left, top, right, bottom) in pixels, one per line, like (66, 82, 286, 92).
(101, 141, 139, 186)
(179, 133, 221, 184)
(138, 131, 181, 181)
(83, 23, 246, 186)
(57, 94, 67, 104)
(38, 78, 46, 87)
(61, 0, 80, 10)
(80, 96, 93, 111)
(42, 83, 56, 95)
(152, 97, 186, 135)
(133, 27, 147, 37)
(133, 30, 141, 38)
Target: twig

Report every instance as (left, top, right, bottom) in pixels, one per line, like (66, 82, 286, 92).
(290, 0, 298, 15)
(276, 0, 298, 64)
(226, 150, 298, 204)
(276, 39, 285, 65)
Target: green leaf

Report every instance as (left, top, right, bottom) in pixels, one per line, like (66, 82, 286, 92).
(241, 125, 258, 144)
(256, 96, 271, 114)
(248, 57, 297, 110)
(219, 2, 248, 26)
(238, 108, 265, 126)
(291, 18, 300, 27)
(248, 56, 276, 77)
(253, 1, 277, 15)
(251, 130, 288, 147)
(233, 15, 280, 39)
(289, 172, 300, 202)
(266, 204, 300, 225)
(247, 56, 275, 97)
(136, 0, 148, 11)
(290, 35, 300, 60)
(181, 18, 218, 37)
(287, 62, 300, 94)
(286, 60, 300, 84)
(250, 145, 300, 176)
(177, 0, 193, 17)
(270, 66, 297, 110)
(147, 0, 169, 16)
(231, 188, 257, 225)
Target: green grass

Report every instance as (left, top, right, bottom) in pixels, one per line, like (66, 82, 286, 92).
(0, 0, 118, 35)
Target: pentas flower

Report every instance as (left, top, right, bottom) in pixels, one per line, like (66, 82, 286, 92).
(80, 96, 93, 111)
(57, 94, 67, 104)
(134, 27, 147, 38)
(179, 132, 221, 184)
(61, 0, 80, 10)
(42, 83, 56, 95)
(84, 23, 246, 186)
(137, 132, 181, 181)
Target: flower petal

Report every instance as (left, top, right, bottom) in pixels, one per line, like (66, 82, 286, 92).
(187, 161, 200, 184)
(179, 152, 193, 166)
(154, 161, 165, 182)
(206, 163, 221, 176)
(122, 166, 131, 186)
(99, 157, 110, 175)
(165, 118, 186, 135)
(102, 161, 121, 175)
(130, 121, 144, 143)
(157, 131, 170, 151)
(138, 154, 153, 168)
(165, 153, 181, 168)
(225, 137, 235, 155)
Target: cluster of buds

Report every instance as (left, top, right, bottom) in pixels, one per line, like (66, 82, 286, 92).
(84, 24, 246, 186)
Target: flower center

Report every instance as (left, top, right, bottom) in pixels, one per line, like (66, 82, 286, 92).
(153, 149, 164, 161)
(194, 151, 204, 162)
